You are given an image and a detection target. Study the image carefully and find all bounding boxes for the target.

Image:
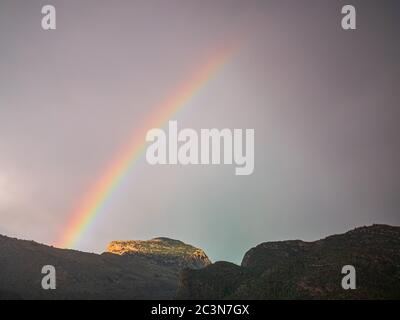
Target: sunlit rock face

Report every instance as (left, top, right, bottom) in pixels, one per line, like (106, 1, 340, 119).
(106, 237, 211, 271)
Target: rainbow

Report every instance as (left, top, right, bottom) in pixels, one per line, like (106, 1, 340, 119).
(57, 45, 238, 249)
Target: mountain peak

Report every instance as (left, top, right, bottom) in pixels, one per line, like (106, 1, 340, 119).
(106, 237, 211, 270)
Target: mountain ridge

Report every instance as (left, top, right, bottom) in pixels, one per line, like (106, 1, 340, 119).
(1, 224, 400, 299)
(177, 224, 400, 299)
(0, 234, 205, 299)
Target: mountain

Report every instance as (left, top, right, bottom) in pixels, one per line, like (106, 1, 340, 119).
(177, 224, 400, 299)
(0, 235, 208, 299)
(1, 225, 400, 299)
(107, 237, 211, 271)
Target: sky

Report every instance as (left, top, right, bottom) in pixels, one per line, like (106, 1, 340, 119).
(0, 0, 399, 264)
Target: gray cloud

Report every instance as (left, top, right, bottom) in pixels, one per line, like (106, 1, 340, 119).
(0, 0, 399, 263)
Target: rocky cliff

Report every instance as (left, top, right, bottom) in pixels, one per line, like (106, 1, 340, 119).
(106, 237, 211, 271)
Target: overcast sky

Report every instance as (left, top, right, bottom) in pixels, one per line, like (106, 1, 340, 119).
(0, 0, 399, 263)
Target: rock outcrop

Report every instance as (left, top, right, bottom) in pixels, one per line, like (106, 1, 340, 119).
(106, 237, 211, 271)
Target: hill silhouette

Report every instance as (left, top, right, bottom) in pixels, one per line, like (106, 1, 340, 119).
(1, 225, 400, 299)
(177, 225, 400, 299)
(0, 235, 207, 299)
